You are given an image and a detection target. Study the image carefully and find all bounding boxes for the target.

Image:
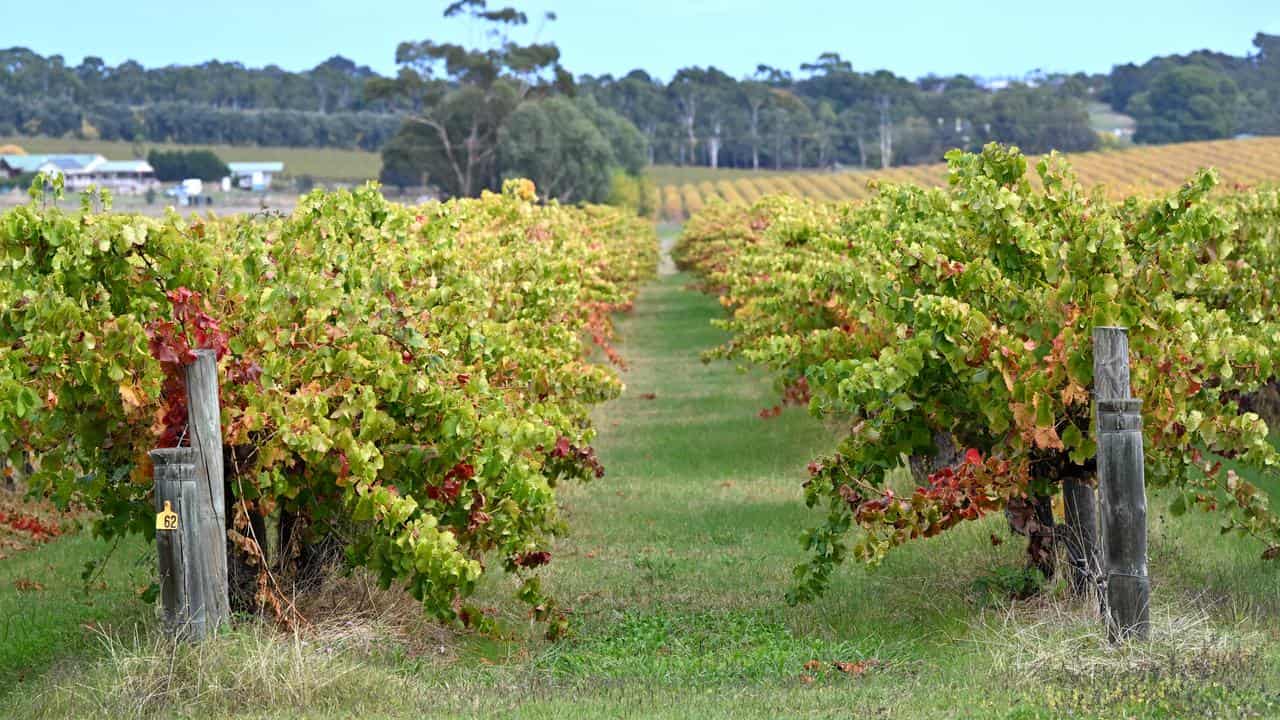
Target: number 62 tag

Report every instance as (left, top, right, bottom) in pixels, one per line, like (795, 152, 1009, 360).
(156, 501, 179, 532)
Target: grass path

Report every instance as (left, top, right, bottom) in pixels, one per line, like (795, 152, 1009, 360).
(457, 236, 1280, 717)
(10, 232, 1280, 718)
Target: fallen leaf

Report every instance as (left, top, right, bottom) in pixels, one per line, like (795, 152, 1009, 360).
(834, 659, 880, 676)
(15, 578, 44, 592)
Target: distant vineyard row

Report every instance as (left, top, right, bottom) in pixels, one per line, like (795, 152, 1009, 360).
(654, 136, 1280, 220)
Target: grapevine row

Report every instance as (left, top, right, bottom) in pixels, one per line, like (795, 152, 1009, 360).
(0, 178, 657, 631)
(676, 144, 1280, 602)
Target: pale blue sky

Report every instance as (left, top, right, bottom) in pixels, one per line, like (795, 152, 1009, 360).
(6, 1, 1279, 81)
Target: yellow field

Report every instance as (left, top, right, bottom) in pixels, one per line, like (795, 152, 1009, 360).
(653, 136, 1280, 220)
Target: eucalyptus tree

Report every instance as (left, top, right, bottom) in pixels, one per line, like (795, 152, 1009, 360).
(367, 0, 569, 197)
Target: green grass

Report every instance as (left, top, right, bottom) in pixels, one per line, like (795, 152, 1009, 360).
(9, 232, 1280, 717)
(0, 532, 151, 693)
(0, 136, 380, 182)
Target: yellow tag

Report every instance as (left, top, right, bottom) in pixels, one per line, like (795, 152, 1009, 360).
(156, 501, 179, 532)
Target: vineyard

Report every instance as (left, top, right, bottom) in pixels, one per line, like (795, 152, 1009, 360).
(1, 177, 656, 632)
(675, 144, 1280, 603)
(6, 145, 1280, 717)
(657, 135, 1280, 220)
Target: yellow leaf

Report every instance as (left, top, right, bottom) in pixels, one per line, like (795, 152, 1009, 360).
(118, 382, 145, 410)
(1032, 425, 1065, 450)
(1061, 382, 1088, 407)
(131, 453, 153, 485)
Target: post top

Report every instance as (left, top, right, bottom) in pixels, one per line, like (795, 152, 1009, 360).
(149, 446, 197, 463)
(1097, 397, 1143, 412)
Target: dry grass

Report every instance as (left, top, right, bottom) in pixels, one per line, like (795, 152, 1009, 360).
(971, 593, 1264, 684)
(14, 569, 464, 720)
(291, 568, 457, 662)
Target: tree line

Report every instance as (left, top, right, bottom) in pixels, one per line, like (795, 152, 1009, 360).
(1103, 33, 1280, 143)
(0, 49, 404, 150)
(578, 58, 1100, 171)
(4, 20, 1280, 185)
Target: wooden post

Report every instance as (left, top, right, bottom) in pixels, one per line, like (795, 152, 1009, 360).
(1092, 327, 1150, 641)
(184, 349, 230, 635)
(152, 447, 207, 638)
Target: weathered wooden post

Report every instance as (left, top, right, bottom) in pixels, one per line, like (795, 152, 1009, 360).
(1093, 326, 1150, 641)
(150, 349, 229, 640)
(185, 348, 230, 634)
(152, 447, 202, 637)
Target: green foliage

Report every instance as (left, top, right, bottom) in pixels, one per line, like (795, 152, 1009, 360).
(0, 178, 656, 625)
(373, 7, 648, 201)
(146, 149, 229, 181)
(498, 97, 616, 203)
(606, 170, 658, 218)
(677, 144, 1280, 603)
(0, 48, 403, 151)
(0, 170, 34, 192)
(370, 4, 566, 198)
(970, 565, 1045, 604)
(1129, 65, 1240, 143)
(575, 96, 648, 176)
(988, 85, 1098, 153)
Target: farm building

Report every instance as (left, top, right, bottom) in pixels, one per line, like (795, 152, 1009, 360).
(0, 154, 158, 193)
(227, 161, 284, 191)
(1, 153, 102, 178)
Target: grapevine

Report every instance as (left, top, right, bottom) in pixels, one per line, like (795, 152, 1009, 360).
(677, 144, 1280, 603)
(0, 177, 656, 629)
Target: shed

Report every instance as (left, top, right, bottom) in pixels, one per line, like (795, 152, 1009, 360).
(227, 161, 284, 191)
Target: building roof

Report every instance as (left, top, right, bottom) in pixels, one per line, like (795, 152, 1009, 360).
(0, 154, 104, 173)
(1, 155, 55, 173)
(96, 160, 153, 173)
(228, 161, 284, 174)
(52, 154, 105, 170)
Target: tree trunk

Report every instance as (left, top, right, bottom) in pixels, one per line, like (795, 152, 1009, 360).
(708, 122, 721, 169)
(878, 97, 894, 169)
(907, 432, 960, 486)
(279, 510, 343, 593)
(225, 446, 266, 614)
(1028, 494, 1056, 580)
(1062, 472, 1100, 599)
(1005, 493, 1056, 582)
(750, 106, 760, 171)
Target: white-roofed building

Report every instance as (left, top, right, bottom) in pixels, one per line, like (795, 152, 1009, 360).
(227, 161, 284, 191)
(0, 153, 157, 193)
(66, 159, 158, 193)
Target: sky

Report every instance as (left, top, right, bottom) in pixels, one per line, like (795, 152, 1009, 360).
(5, 1, 1279, 81)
